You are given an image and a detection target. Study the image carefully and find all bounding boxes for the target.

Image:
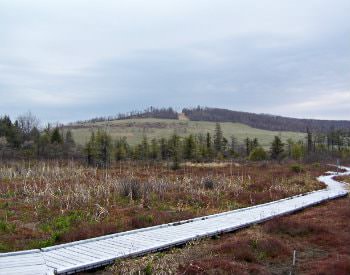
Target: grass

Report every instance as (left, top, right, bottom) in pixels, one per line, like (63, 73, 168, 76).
(65, 118, 305, 146)
(0, 160, 326, 252)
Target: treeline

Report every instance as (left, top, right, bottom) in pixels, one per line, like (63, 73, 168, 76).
(71, 107, 178, 124)
(2, 113, 350, 165)
(83, 123, 350, 168)
(182, 106, 350, 132)
(0, 113, 81, 159)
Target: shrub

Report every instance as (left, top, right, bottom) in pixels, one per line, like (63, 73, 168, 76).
(215, 238, 257, 263)
(120, 179, 143, 200)
(60, 222, 118, 242)
(309, 256, 350, 275)
(202, 178, 215, 190)
(0, 219, 15, 233)
(254, 237, 289, 259)
(249, 147, 267, 161)
(130, 214, 154, 228)
(291, 143, 304, 160)
(144, 262, 153, 275)
(290, 164, 304, 173)
(264, 217, 326, 237)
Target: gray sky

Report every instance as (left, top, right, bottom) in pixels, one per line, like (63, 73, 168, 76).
(1, 0, 349, 123)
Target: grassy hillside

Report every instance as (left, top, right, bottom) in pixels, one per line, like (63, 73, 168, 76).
(66, 118, 305, 147)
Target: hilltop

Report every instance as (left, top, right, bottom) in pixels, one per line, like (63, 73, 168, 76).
(65, 106, 350, 146)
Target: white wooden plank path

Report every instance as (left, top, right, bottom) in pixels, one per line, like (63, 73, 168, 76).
(1, 166, 349, 275)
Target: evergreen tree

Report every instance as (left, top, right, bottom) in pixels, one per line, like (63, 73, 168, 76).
(150, 138, 160, 160)
(230, 135, 237, 154)
(169, 133, 181, 170)
(95, 130, 113, 167)
(249, 147, 267, 161)
(159, 137, 168, 160)
(85, 132, 97, 165)
(115, 137, 128, 161)
(140, 136, 150, 160)
(245, 137, 251, 156)
(205, 132, 213, 159)
(214, 123, 223, 153)
(183, 134, 196, 160)
(270, 136, 284, 160)
(65, 130, 75, 146)
(306, 128, 313, 153)
(51, 127, 63, 144)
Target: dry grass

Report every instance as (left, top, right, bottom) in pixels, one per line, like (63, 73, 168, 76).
(0, 161, 327, 252)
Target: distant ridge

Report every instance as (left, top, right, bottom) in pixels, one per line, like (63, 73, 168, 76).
(72, 106, 350, 133)
(182, 107, 350, 132)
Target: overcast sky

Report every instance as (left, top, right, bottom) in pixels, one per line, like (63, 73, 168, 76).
(1, 0, 349, 123)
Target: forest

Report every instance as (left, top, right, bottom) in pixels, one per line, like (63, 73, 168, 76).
(182, 107, 350, 132)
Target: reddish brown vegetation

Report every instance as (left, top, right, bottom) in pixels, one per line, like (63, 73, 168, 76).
(0, 161, 328, 252)
(59, 223, 118, 243)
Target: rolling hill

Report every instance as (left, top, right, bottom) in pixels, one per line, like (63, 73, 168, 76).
(65, 118, 305, 147)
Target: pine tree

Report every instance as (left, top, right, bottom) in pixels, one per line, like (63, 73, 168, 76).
(95, 130, 113, 167)
(150, 138, 160, 160)
(169, 133, 181, 170)
(183, 134, 196, 160)
(230, 135, 237, 153)
(51, 127, 63, 144)
(65, 130, 75, 146)
(306, 128, 313, 153)
(115, 137, 128, 161)
(214, 123, 223, 153)
(245, 137, 251, 156)
(205, 132, 213, 159)
(85, 132, 97, 165)
(159, 138, 168, 160)
(270, 136, 284, 160)
(140, 136, 150, 160)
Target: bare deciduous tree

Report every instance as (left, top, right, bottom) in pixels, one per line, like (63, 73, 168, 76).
(17, 111, 40, 136)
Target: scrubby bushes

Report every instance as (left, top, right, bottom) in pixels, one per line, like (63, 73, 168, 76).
(249, 147, 267, 161)
(202, 178, 216, 190)
(290, 164, 304, 173)
(120, 179, 143, 200)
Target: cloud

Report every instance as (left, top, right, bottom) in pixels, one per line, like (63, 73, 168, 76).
(0, 0, 349, 122)
(269, 91, 350, 119)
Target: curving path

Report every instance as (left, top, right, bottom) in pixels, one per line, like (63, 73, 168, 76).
(1, 166, 349, 275)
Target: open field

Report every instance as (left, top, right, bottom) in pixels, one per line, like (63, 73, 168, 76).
(65, 118, 305, 146)
(0, 161, 325, 253)
(100, 196, 350, 275)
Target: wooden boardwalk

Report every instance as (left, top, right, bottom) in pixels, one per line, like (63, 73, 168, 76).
(1, 167, 349, 275)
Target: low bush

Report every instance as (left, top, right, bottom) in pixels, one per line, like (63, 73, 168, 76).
(202, 178, 215, 190)
(120, 179, 143, 200)
(249, 147, 268, 161)
(264, 217, 326, 237)
(215, 238, 257, 263)
(60, 222, 118, 242)
(130, 214, 154, 228)
(0, 219, 15, 233)
(309, 256, 350, 275)
(290, 164, 304, 173)
(254, 237, 290, 259)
